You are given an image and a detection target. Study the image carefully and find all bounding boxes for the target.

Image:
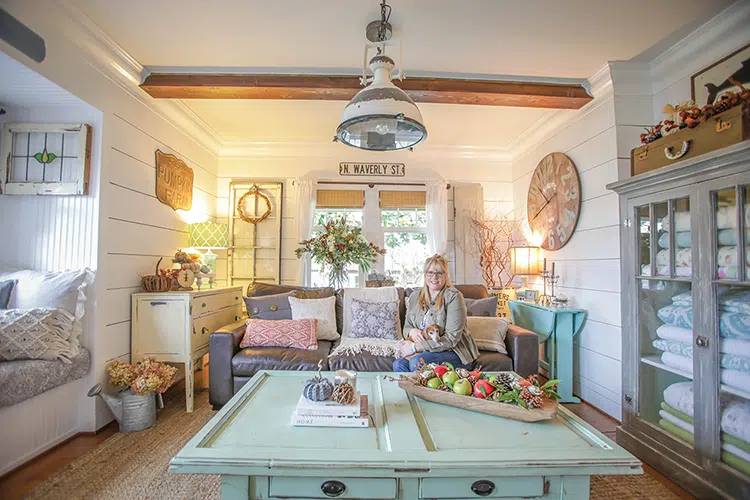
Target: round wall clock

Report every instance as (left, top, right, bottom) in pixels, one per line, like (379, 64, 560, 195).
(526, 152, 581, 251)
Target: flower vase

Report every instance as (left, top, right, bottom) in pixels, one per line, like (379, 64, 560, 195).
(327, 263, 348, 289)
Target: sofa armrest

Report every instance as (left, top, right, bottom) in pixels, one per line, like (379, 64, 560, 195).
(209, 319, 247, 410)
(505, 324, 539, 378)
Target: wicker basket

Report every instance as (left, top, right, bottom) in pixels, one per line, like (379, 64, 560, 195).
(366, 279, 395, 288)
(141, 258, 174, 293)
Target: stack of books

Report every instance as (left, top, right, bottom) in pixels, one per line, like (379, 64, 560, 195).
(291, 392, 369, 428)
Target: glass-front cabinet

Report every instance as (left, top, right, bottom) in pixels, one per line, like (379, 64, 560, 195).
(609, 142, 750, 499)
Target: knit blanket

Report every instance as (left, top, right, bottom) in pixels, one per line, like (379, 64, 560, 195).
(331, 286, 405, 358)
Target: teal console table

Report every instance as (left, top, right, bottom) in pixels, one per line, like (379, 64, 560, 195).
(509, 300, 586, 404)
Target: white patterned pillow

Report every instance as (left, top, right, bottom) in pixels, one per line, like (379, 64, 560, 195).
(0, 308, 78, 362)
(349, 298, 400, 340)
(288, 296, 338, 340)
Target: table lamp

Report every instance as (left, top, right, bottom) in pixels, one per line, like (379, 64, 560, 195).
(510, 246, 542, 276)
(188, 222, 229, 273)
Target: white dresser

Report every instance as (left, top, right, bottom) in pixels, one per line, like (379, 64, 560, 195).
(131, 286, 244, 412)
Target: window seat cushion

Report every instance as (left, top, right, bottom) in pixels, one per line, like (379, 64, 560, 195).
(0, 347, 90, 407)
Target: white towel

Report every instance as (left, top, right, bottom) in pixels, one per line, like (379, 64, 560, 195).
(641, 265, 692, 277)
(656, 325, 750, 357)
(663, 381, 750, 444)
(659, 410, 750, 462)
(662, 352, 750, 393)
(662, 206, 750, 232)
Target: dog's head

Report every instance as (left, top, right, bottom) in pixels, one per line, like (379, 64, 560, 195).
(423, 324, 441, 341)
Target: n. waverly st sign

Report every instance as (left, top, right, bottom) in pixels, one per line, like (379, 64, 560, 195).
(339, 163, 405, 177)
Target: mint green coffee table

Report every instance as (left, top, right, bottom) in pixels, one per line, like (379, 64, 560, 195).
(170, 371, 640, 499)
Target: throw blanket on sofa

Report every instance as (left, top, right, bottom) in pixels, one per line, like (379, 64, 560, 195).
(331, 286, 404, 358)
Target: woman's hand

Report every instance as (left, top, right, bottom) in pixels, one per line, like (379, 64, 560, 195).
(399, 341, 417, 358)
(407, 328, 425, 342)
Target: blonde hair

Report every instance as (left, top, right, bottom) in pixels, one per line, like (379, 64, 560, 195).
(418, 254, 453, 311)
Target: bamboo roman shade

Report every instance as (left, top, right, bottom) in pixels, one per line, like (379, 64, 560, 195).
(315, 189, 365, 209)
(379, 190, 426, 209)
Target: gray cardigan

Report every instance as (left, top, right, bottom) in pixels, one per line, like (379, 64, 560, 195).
(403, 286, 479, 365)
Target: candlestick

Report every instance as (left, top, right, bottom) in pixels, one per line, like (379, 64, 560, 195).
(543, 258, 547, 274)
(551, 262, 555, 276)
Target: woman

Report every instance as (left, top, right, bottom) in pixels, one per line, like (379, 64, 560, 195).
(393, 254, 479, 372)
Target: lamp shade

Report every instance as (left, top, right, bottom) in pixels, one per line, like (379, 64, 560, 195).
(511, 246, 542, 275)
(336, 55, 427, 151)
(189, 222, 228, 249)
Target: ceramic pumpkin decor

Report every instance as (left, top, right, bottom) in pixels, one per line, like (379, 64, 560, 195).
(526, 152, 581, 251)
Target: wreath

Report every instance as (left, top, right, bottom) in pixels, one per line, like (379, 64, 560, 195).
(237, 184, 272, 224)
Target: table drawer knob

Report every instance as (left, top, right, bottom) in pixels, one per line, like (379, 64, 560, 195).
(201, 327, 209, 335)
(471, 480, 495, 496)
(321, 480, 346, 497)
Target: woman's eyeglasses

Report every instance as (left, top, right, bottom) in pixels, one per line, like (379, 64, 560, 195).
(425, 271, 445, 277)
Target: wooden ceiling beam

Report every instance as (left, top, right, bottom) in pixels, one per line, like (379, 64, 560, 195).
(140, 74, 592, 109)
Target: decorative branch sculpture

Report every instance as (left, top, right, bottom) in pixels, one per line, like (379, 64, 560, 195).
(469, 210, 522, 289)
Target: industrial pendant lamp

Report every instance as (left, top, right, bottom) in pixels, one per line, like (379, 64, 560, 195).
(335, 0, 427, 151)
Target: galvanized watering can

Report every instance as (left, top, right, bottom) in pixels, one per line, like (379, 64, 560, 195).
(88, 384, 164, 432)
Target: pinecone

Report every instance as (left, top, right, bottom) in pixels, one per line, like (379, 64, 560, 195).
(437, 384, 451, 392)
(492, 373, 515, 393)
(489, 391, 505, 402)
(332, 382, 356, 405)
(414, 376, 428, 387)
(456, 368, 471, 379)
(467, 375, 477, 385)
(520, 389, 543, 409)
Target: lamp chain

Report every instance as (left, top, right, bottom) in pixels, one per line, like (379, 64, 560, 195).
(376, 0, 392, 53)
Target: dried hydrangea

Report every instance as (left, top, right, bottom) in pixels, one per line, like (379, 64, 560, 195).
(106, 360, 137, 388)
(106, 357, 177, 396)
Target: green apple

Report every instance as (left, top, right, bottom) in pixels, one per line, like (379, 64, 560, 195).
(488, 374, 498, 386)
(426, 377, 442, 389)
(441, 371, 459, 388)
(452, 378, 472, 395)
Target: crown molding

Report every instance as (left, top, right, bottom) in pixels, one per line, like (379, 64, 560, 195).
(218, 140, 514, 162)
(649, 0, 750, 96)
(47, 0, 221, 154)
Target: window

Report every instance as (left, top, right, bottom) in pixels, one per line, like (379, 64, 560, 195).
(382, 208, 428, 287)
(310, 208, 363, 288)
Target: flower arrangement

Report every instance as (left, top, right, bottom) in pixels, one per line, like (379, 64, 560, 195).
(106, 357, 178, 396)
(295, 217, 386, 288)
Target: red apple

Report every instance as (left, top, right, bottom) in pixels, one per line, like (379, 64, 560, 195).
(433, 365, 450, 380)
(473, 380, 495, 399)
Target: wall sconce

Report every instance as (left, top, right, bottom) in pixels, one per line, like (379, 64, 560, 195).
(510, 246, 542, 276)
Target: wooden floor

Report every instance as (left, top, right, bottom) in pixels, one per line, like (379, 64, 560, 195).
(0, 385, 695, 500)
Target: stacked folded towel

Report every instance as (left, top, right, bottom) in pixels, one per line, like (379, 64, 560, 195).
(659, 382, 750, 475)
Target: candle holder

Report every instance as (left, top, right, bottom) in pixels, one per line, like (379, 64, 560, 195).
(538, 270, 551, 307)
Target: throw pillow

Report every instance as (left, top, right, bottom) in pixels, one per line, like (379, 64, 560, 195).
(467, 316, 510, 354)
(244, 291, 295, 320)
(0, 280, 16, 309)
(0, 308, 78, 362)
(349, 298, 400, 340)
(246, 282, 334, 299)
(288, 295, 338, 340)
(464, 296, 498, 317)
(240, 318, 318, 350)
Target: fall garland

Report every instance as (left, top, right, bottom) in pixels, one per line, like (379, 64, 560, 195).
(237, 184, 272, 224)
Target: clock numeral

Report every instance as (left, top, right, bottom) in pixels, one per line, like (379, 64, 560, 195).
(564, 207, 577, 225)
(528, 203, 537, 215)
(556, 223, 567, 243)
(560, 165, 574, 187)
(563, 186, 578, 201)
(547, 230, 556, 249)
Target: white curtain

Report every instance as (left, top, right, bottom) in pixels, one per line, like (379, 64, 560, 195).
(295, 179, 317, 285)
(426, 180, 449, 256)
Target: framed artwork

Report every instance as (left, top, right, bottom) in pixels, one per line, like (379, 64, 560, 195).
(0, 123, 91, 195)
(691, 43, 750, 106)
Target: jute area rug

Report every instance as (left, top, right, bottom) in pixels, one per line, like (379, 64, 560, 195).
(28, 390, 684, 500)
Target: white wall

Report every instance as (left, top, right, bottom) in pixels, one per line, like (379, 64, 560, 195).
(0, 102, 103, 476)
(216, 152, 513, 291)
(0, 0, 219, 446)
(512, 95, 625, 419)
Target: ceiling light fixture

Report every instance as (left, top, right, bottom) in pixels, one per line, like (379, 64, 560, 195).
(334, 0, 427, 152)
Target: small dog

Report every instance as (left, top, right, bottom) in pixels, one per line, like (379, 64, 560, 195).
(404, 324, 442, 360)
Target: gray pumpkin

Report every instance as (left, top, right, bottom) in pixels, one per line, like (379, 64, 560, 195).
(302, 375, 334, 401)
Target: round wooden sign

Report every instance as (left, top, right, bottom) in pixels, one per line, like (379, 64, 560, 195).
(526, 152, 581, 251)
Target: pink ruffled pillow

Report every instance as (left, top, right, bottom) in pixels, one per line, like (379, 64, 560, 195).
(240, 318, 318, 350)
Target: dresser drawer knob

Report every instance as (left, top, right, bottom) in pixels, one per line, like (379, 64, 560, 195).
(235, 296, 239, 300)
(471, 480, 495, 497)
(202, 327, 209, 335)
(150, 301, 167, 306)
(321, 480, 346, 497)
(202, 302, 207, 308)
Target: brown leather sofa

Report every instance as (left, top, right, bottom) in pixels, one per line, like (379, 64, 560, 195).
(209, 284, 539, 410)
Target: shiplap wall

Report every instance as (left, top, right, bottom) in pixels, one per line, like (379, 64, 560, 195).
(215, 155, 513, 291)
(96, 113, 218, 424)
(0, 102, 103, 476)
(512, 97, 625, 419)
